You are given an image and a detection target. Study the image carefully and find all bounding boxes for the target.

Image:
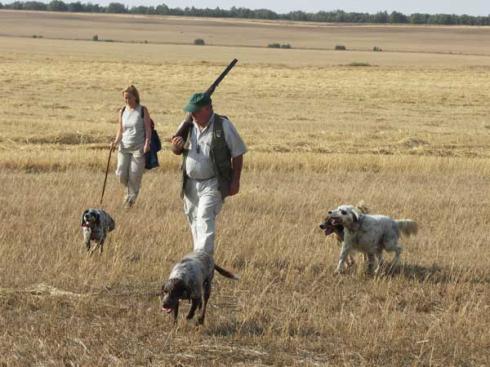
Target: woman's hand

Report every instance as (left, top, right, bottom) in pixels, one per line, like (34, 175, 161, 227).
(143, 141, 151, 154)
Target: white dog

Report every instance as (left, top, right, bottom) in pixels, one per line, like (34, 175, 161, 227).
(328, 205, 418, 274)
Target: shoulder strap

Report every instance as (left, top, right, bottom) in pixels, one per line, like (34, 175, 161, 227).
(121, 105, 145, 119)
(119, 106, 126, 124)
(140, 106, 156, 130)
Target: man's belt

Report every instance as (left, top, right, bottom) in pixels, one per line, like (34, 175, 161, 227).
(187, 176, 216, 182)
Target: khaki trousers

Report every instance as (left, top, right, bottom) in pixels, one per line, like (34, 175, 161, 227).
(115, 146, 145, 204)
(183, 178, 223, 256)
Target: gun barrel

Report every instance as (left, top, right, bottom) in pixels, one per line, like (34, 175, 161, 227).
(205, 58, 238, 95)
(173, 59, 238, 140)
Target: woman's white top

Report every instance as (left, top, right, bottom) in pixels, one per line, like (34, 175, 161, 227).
(121, 105, 145, 150)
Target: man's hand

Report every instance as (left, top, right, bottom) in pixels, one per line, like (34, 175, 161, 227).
(171, 136, 185, 155)
(110, 141, 117, 152)
(228, 179, 240, 196)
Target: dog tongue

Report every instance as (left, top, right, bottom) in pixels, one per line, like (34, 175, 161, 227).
(161, 307, 172, 314)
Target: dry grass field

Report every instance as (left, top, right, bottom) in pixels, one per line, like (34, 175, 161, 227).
(0, 10, 489, 366)
(2, 10, 490, 56)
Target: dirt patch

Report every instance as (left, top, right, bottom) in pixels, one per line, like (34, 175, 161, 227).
(398, 137, 430, 148)
(0, 283, 86, 298)
(21, 133, 111, 145)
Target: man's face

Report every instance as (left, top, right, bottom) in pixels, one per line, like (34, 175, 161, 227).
(192, 105, 212, 125)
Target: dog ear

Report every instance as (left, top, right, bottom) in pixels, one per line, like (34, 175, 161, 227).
(177, 281, 192, 299)
(181, 285, 191, 299)
(356, 201, 369, 214)
(81, 210, 89, 225)
(351, 210, 360, 222)
(95, 212, 101, 226)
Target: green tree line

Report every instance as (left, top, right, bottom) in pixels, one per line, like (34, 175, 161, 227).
(1, 1, 489, 26)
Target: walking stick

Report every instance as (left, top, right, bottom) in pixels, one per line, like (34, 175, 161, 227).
(100, 146, 113, 205)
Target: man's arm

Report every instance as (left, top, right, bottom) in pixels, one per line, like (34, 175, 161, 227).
(229, 154, 243, 196)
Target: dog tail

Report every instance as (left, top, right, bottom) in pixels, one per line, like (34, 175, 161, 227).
(396, 220, 418, 237)
(214, 264, 240, 280)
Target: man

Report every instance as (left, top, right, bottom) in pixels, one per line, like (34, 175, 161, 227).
(171, 93, 247, 255)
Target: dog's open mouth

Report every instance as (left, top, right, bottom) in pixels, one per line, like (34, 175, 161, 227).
(320, 217, 343, 235)
(161, 307, 173, 314)
(322, 227, 334, 236)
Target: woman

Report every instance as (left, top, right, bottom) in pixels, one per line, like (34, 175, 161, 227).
(111, 85, 152, 208)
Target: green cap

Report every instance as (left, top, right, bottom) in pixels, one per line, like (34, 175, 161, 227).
(183, 92, 212, 113)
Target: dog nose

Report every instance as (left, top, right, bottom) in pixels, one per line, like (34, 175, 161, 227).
(319, 224, 325, 229)
(328, 211, 332, 215)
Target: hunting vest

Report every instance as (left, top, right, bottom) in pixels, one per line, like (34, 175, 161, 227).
(181, 114, 233, 200)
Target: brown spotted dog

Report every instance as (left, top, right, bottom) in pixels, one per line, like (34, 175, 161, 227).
(160, 251, 239, 325)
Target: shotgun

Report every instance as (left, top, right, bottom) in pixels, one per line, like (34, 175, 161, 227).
(173, 58, 238, 140)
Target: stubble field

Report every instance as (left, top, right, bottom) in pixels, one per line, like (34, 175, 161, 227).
(0, 10, 489, 366)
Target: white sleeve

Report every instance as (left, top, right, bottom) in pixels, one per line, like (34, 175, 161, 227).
(222, 119, 247, 158)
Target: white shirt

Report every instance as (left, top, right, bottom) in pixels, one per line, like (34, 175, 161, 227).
(183, 114, 247, 180)
(121, 105, 145, 149)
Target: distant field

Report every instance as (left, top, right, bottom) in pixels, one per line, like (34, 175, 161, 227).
(0, 11, 489, 366)
(1, 36, 489, 159)
(2, 9, 490, 56)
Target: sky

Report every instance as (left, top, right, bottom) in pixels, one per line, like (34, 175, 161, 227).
(93, 1, 490, 16)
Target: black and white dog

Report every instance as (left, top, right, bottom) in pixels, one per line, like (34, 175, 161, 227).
(327, 205, 417, 274)
(81, 209, 115, 254)
(319, 202, 369, 268)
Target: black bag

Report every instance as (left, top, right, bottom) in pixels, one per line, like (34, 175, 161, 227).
(145, 119, 162, 170)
